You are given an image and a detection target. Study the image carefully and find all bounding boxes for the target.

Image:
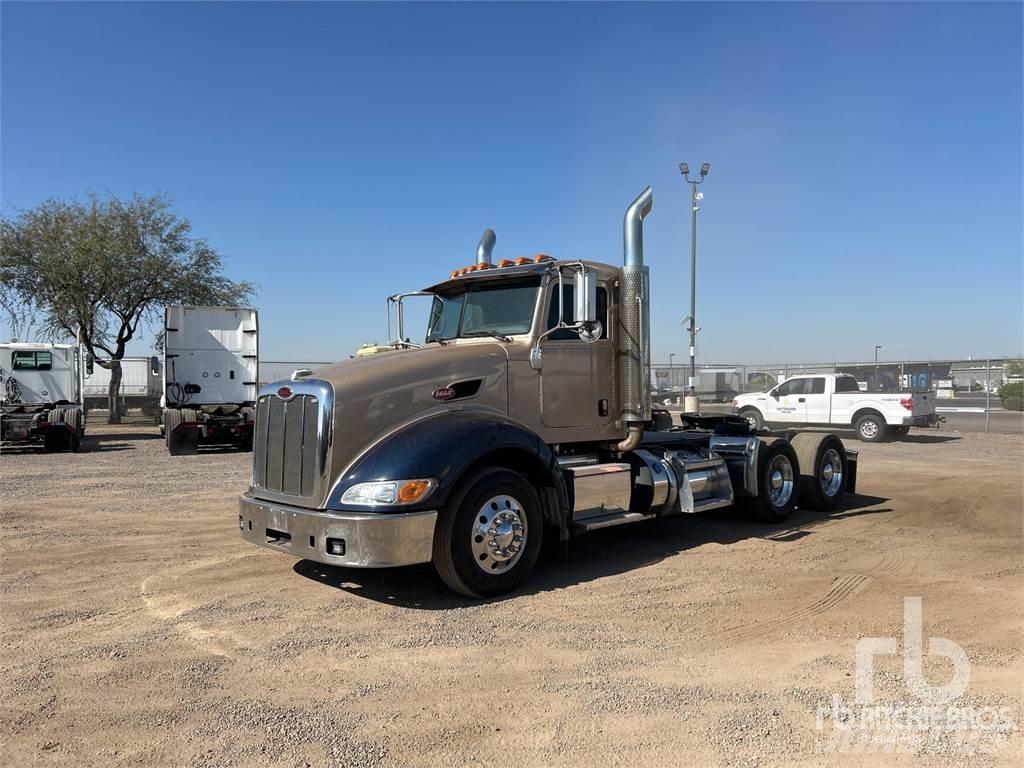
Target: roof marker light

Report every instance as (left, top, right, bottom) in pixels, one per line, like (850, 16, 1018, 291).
(497, 259, 513, 267)
(514, 256, 530, 265)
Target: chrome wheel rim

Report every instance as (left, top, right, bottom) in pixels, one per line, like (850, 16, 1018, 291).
(820, 448, 843, 497)
(860, 420, 879, 439)
(767, 454, 794, 508)
(744, 413, 759, 429)
(471, 495, 527, 574)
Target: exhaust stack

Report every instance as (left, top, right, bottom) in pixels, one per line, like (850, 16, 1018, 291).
(476, 229, 496, 265)
(617, 186, 653, 451)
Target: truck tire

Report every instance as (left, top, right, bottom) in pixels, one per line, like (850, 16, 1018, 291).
(43, 408, 69, 452)
(432, 466, 543, 598)
(744, 438, 800, 523)
(789, 433, 846, 511)
(739, 408, 764, 431)
(165, 408, 198, 456)
(854, 413, 886, 442)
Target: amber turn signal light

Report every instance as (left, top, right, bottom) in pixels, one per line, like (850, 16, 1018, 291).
(397, 479, 434, 504)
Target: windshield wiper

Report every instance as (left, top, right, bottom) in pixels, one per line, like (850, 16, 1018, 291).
(463, 331, 513, 343)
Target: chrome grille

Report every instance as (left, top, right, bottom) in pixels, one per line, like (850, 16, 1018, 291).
(254, 393, 321, 498)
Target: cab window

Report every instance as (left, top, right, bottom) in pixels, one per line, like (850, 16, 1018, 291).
(12, 351, 52, 370)
(834, 376, 860, 393)
(808, 377, 826, 394)
(776, 378, 807, 396)
(545, 284, 608, 341)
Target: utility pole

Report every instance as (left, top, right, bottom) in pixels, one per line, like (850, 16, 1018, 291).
(679, 162, 710, 412)
(874, 345, 882, 391)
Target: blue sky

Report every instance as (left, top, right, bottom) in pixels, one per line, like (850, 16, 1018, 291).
(2, 1, 1021, 364)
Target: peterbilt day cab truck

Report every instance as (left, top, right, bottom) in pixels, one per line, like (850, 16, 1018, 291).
(163, 306, 259, 455)
(239, 187, 859, 597)
(732, 373, 940, 442)
(0, 342, 88, 452)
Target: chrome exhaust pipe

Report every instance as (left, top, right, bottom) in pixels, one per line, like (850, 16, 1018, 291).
(476, 229, 496, 265)
(623, 186, 653, 267)
(617, 186, 653, 451)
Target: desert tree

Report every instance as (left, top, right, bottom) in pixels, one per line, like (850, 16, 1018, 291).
(1, 194, 254, 422)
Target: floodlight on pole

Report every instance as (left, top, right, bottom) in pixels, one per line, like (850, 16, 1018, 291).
(678, 161, 711, 409)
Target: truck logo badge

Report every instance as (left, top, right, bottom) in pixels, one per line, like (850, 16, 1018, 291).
(432, 387, 455, 401)
(277, 386, 293, 399)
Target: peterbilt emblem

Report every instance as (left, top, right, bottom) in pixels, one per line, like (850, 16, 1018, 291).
(276, 386, 293, 399)
(432, 387, 456, 401)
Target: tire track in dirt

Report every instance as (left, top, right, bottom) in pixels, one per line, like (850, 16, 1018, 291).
(707, 550, 924, 649)
(139, 553, 258, 657)
(707, 574, 873, 648)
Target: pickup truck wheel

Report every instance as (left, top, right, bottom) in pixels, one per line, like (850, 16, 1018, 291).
(789, 433, 846, 511)
(433, 467, 543, 598)
(745, 438, 800, 523)
(855, 413, 886, 442)
(739, 408, 763, 431)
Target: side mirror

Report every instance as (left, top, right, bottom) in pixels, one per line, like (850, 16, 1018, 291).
(150, 356, 160, 375)
(770, 389, 780, 399)
(85, 353, 94, 376)
(573, 268, 598, 324)
(573, 268, 601, 344)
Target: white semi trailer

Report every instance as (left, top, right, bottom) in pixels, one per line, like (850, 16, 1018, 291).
(162, 306, 259, 455)
(0, 342, 88, 452)
(83, 356, 162, 414)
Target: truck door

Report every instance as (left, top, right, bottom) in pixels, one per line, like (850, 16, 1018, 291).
(766, 377, 808, 423)
(539, 281, 615, 428)
(804, 376, 831, 424)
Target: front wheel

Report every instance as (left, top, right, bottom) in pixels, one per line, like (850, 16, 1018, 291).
(740, 408, 764, 431)
(432, 467, 543, 598)
(855, 413, 886, 442)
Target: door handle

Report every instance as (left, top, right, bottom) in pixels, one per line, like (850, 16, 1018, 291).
(798, 397, 806, 402)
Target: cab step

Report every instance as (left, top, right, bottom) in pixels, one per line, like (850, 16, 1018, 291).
(571, 511, 649, 533)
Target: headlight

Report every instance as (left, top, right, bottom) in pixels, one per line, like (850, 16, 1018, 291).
(340, 478, 436, 506)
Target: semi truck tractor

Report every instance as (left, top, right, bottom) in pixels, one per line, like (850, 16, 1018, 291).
(239, 187, 859, 597)
(163, 306, 258, 455)
(0, 342, 88, 452)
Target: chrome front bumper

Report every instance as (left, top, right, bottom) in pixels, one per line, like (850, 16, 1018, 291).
(239, 494, 437, 568)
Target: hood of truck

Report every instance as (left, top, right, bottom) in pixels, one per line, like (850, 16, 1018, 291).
(313, 341, 510, 483)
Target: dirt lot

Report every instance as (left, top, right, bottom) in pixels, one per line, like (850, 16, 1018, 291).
(2, 422, 1022, 766)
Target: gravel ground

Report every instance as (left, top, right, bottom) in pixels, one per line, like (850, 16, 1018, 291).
(1, 421, 1022, 766)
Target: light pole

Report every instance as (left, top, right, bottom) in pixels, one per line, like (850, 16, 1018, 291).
(669, 353, 676, 393)
(679, 162, 710, 411)
(874, 345, 882, 391)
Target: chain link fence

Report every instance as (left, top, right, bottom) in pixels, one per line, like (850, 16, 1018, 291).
(651, 358, 1020, 404)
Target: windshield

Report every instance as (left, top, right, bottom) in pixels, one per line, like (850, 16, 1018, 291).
(426, 278, 540, 342)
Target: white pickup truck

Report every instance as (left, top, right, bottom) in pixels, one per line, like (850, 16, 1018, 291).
(732, 373, 940, 442)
